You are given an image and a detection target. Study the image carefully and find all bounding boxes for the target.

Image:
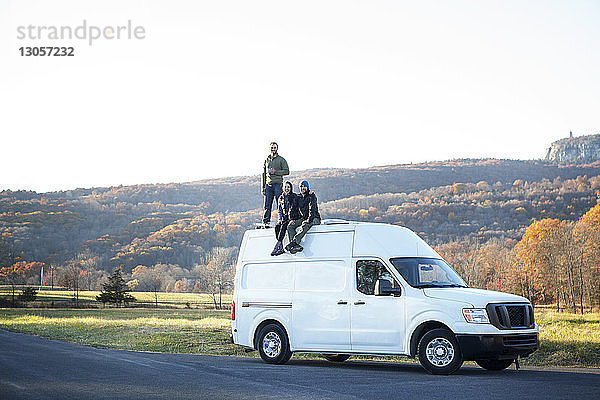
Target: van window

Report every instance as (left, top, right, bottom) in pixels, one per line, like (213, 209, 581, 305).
(389, 257, 467, 288)
(295, 260, 346, 291)
(356, 260, 395, 295)
(242, 262, 294, 290)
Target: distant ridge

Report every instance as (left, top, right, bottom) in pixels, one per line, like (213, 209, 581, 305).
(546, 133, 600, 164)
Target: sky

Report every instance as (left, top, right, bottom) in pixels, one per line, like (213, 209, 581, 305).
(1, 0, 599, 193)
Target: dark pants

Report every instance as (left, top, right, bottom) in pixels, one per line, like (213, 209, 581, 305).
(274, 221, 289, 242)
(287, 218, 321, 244)
(263, 183, 283, 224)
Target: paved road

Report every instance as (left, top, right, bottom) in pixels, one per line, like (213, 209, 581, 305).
(1, 329, 599, 400)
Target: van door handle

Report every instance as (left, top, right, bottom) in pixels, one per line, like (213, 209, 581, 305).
(354, 301, 366, 305)
(337, 300, 348, 305)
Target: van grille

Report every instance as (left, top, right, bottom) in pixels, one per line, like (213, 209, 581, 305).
(486, 303, 535, 330)
(503, 334, 538, 347)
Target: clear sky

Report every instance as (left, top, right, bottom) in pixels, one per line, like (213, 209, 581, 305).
(1, 0, 599, 193)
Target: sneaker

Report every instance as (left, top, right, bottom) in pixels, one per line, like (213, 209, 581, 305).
(271, 244, 280, 256)
(273, 246, 285, 256)
(289, 243, 304, 254)
(285, 242, 296, 252)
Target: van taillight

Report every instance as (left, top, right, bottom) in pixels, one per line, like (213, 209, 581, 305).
(231, 300, 235, 320)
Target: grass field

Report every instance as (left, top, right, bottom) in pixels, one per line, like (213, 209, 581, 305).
(527, 312, 600, 367)
(0, 308, 244, 356)
(0, 305, 599, 368)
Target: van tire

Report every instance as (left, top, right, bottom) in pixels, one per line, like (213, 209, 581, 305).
(476, 359, 514, 371)
(417, 328, 463, 375)
(257, 324, 292, 364)
(323, 354, 350, 363)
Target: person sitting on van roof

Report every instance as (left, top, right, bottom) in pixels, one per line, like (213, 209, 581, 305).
(271, 181, 299, 256)
(285, 180, 321, 254)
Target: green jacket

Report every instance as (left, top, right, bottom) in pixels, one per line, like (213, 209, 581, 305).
(262, 153, 289, 187)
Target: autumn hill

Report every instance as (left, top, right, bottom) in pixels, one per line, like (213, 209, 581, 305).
(1, 158, 599, 270)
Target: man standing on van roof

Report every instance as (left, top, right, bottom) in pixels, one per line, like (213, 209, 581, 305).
(262, 142, 289, 226)
(285, 180, 321, 254)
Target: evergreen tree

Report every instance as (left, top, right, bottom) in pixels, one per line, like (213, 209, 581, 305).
(18, 287, 37, 304)
(96, 267, 136, 306)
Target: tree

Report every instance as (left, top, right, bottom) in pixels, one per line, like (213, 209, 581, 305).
(18, 287, 37, 305)
(574, 197, 600, 310)
(96, 267, 136, 306)
(512, 219, 562, 307)
(0, 261, 39, 307)
(62, 261, 82, 307)
(200, 247, 236, 309)
(133, 265, 167, 307)
(76, 249, 101, 290)
(474, 239, 511, 292)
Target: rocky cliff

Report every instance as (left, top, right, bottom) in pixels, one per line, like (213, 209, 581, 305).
(545, 134, 600, 164)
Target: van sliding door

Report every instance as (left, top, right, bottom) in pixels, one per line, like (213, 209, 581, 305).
(291, 259, 351, 352)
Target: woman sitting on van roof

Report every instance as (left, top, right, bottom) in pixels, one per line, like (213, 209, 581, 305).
(271, 181, 299, 256)
(285, 180, 321, 254)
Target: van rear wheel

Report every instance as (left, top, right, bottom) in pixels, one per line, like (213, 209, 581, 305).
(323, 354, 350, 363)
(257, 324, 292, 364)
(417, 328, 463, 375)
(476, 359, 514, 371)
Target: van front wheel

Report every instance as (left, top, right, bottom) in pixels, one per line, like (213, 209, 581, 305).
(417, 328, 463, 375)
(257, 324, 292, 365)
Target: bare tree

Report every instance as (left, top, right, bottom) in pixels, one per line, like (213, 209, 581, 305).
(200, 247, 236, 309)
(76, 249, 101, 290)
(135, 266, 165, 307)
(62, 261, 82, 307)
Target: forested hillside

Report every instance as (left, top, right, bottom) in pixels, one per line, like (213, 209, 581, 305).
(2, 159, 600, 267)
(2, 158, 600, 309)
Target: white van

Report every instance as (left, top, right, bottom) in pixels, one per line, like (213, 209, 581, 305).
(231, 220, 538, 374)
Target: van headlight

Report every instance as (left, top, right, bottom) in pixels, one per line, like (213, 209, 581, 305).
(462, 308, 489, 324)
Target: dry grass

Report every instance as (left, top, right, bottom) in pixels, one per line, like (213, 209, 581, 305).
(525, 312, 600, 367)
(0, 308, 244, 356)
(1, 308, 598, 367)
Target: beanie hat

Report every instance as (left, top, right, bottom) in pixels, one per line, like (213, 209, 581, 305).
(300, 180, 309, 190)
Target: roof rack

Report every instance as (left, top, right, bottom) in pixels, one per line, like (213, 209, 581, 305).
(253, 223, 271, 229)
(322, 219, 350, 225)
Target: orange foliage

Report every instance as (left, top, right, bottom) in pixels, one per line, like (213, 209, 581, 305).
(131, 265, 148, 277)
(512, 219, 563, 305)
(0, 261, 44, 284)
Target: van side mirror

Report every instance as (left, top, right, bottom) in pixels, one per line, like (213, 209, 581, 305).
(375, 279, 401, 296)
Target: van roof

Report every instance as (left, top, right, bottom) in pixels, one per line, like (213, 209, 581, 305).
(241, 220, 439, 261)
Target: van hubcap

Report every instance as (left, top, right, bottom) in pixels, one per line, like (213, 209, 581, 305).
(426, 338, 454, 367)
(263, 332, 282, 358)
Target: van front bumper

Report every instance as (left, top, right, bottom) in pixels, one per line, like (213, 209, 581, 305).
(456, 333, 539, 361)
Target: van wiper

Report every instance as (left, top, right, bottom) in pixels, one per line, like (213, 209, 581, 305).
(437, 284, 468, 288)
(416, 283, 468, 288)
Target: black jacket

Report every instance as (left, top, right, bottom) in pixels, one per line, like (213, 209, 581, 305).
(297, 192, 320, 223)
(277, 193, 300, 223)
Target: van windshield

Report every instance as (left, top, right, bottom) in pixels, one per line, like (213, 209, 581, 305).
(389, 257, 468, 288)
